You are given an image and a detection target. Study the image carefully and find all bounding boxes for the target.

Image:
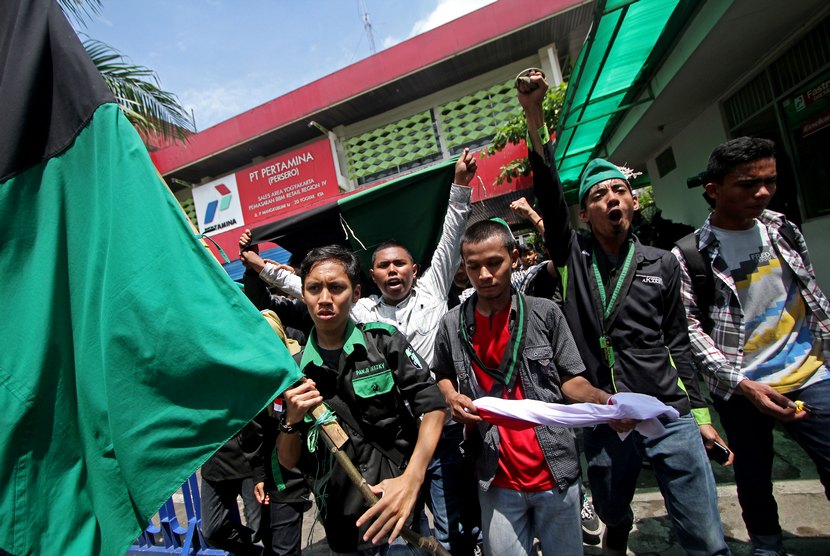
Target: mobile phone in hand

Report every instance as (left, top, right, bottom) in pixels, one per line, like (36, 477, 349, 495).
(707, 440, 731, 465)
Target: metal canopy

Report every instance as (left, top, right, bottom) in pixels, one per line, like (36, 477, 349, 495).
(554, 0, 700, 199)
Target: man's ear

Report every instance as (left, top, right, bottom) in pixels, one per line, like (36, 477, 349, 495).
(704, 181, 718, 202)
(412, 263, 419, 278)
(510, 248, 520, 267)
(352, 283, 362, 302)
(632, 194, 640, 212)
(578, 208, 589, 224)
(369, 267, 378, 284)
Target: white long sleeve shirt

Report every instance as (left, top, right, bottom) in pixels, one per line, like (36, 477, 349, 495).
(259, 183, 472, 365)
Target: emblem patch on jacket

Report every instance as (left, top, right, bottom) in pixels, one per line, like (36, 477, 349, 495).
(405, 346, 423, 369)
(638, 274, 663, 286)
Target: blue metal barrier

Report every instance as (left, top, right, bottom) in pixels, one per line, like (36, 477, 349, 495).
(126, 474, 229, 555)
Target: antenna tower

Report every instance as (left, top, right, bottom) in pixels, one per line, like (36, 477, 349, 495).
(360, 0, 377, 54)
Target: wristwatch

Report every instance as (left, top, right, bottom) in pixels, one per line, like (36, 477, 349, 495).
(279, 413, 299, 434)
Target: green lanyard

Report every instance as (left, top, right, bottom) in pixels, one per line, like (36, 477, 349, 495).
(591, 243, 635, 379)
(592, 243, 635, 320)
(459, 292, 526, 390)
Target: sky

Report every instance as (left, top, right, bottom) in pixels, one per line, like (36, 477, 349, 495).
(78, 0, 496, 130)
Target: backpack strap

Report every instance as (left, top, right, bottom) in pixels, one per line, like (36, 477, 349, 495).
(778, 219, 806, 266)
(361, 322, 398, 336)
(676, 231, 715, 333)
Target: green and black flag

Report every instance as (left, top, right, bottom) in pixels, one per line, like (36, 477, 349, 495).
(252, 158, 458, 278)
(0, 2, 302, 554)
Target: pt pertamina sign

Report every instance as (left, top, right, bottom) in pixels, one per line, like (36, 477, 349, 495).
(190, 138, 340, 256)
(236, 138, 339, 224)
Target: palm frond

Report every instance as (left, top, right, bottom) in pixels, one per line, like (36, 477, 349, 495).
(56, 0, 102, 28)
(83, 38, 194, 143)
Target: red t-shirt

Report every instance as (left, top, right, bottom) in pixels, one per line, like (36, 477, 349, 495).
(472, 306, 555, 492)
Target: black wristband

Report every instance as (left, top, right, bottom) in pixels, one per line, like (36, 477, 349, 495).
(278, 413, 298, 434)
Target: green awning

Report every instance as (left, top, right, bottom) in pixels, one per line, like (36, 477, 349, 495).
(554, 0, 701, 202)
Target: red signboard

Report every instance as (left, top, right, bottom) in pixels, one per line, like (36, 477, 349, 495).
(236, 139, 339, 223)
(199, 138, 339, 261)
(801, 109, 830, 138)
(196, 139, 536, 263)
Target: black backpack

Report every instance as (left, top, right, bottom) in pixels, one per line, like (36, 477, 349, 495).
(675, 220, 799, 334)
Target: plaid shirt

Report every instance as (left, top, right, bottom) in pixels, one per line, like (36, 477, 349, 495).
(672, 210, 830, 400)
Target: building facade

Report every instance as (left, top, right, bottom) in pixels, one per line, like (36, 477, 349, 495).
(151, 0, 594, 275)
(561, 0, 830, 287)
(152, 0, 830, 287)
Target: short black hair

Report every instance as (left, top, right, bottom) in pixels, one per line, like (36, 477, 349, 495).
(299, 245, 361, 287)
(370, 240, 414, 267)
(707, 136, 775, 182)
(518, 244, 536, 256)
(461, 219, 517, 256)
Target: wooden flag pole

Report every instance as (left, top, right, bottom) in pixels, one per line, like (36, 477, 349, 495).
(307, 405, 451, 556)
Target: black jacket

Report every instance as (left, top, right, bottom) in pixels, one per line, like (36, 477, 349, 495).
(529, 143, 707, 417)
(201, 432, 252, 482)
(242, 267, 311, 341)
(294, 320, 446, 552)
(241, 410, 310, 505)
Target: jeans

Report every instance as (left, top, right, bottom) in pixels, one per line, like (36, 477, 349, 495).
(200, 476, 262, 555)
(584, 414, 729, 556)
(478, 481, 582, 556)
(713, 378, 830, 551)
(421, 423, 479, 555)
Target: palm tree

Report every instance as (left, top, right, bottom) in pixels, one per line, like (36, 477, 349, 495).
(58, 0, 194, 143)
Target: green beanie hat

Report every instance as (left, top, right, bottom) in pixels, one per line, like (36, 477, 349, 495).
(579, 158, 628, 204)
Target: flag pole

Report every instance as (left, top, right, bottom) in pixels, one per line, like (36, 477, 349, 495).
(308, 405, 451, 556)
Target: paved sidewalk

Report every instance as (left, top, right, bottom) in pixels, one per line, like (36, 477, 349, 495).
(175, 477, 826, 555)
(609, 480, 829, 555)
(298, 478, 829, 555)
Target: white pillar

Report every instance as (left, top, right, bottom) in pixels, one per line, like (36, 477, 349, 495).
(538, 43, 563, 86)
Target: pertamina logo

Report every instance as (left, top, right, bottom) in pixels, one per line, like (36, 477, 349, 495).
(203, 183, 233, 225)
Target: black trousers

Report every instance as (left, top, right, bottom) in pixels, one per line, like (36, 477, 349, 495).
(265, 501, 305, 556)
(201, 476, 262, 555)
